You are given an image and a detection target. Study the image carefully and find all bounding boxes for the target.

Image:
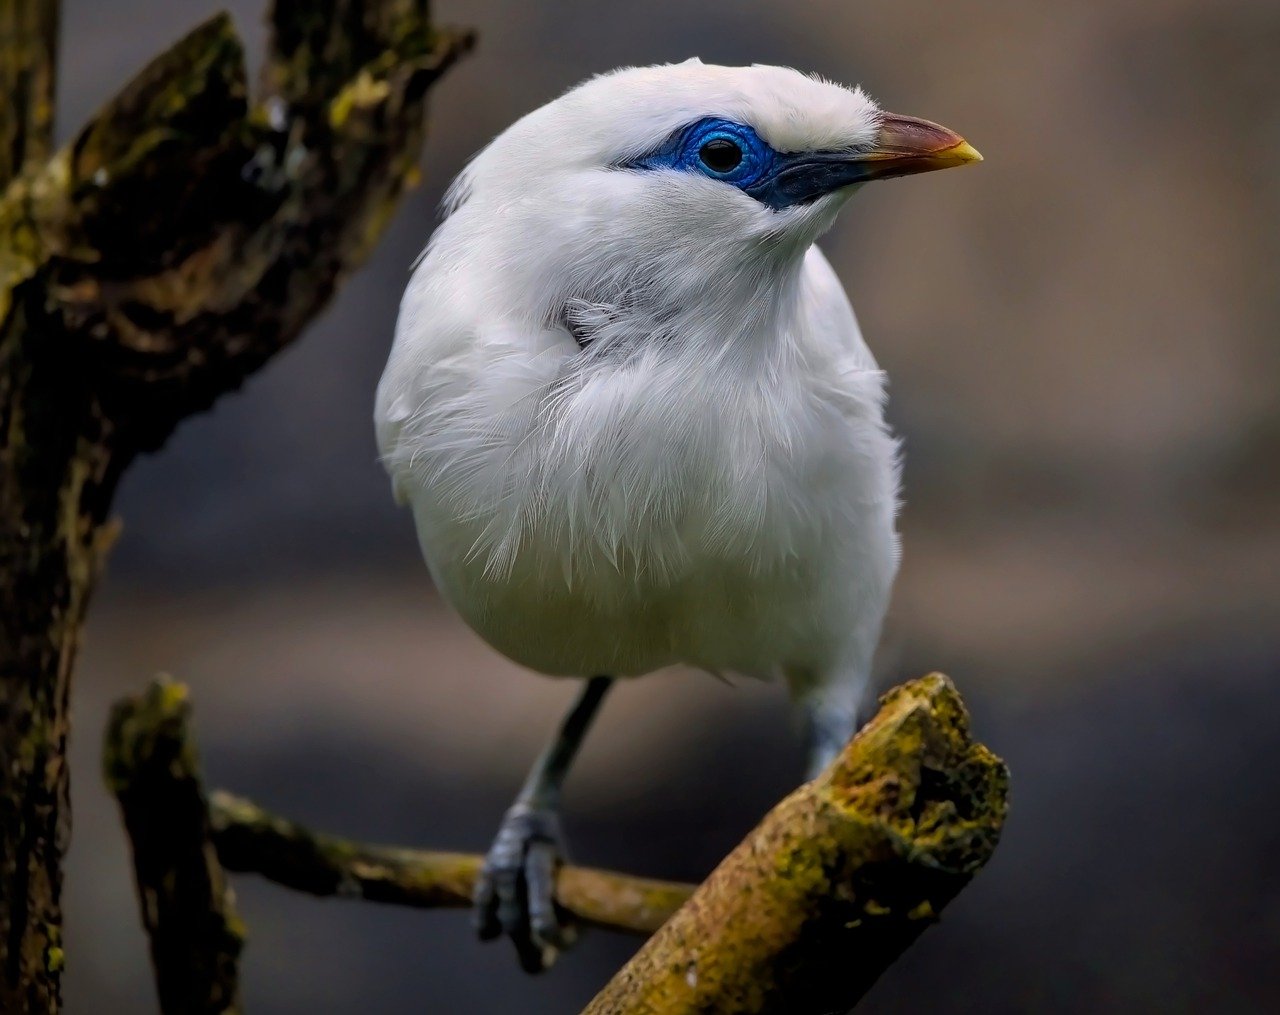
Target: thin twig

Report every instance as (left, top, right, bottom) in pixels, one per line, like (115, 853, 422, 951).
(209, 792, 695, 935)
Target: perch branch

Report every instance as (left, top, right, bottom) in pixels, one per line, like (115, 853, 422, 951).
(103, 672, 695, 1013)
(105, 673, 1006, 1015)
(209, 792, 694, 935)
(582, 673, 1009, 1015)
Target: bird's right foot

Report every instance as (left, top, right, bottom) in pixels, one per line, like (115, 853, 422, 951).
(474, 802, 577, 972)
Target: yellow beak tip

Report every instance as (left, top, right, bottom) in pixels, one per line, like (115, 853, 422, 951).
(951, 140, 983, 164)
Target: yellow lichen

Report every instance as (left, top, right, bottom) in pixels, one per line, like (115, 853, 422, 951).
(328, 71, 392, 130)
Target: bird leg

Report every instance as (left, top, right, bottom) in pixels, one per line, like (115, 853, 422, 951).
(475, 675, 614, 972)
(804, 698, 860, 781)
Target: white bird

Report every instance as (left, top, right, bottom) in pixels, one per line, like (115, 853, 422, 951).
(375, 60, 980, 970)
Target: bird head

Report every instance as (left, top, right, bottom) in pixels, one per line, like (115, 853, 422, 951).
(438, 60, 980, 330)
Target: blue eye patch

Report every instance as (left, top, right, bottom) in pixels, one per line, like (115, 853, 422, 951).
(629, 117, 777, 191)
(623, 116, 875, 211)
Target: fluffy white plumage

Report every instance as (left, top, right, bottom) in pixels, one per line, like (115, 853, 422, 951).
(376, 60, 945, 739)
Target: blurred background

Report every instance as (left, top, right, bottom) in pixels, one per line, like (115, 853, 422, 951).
(58, 0, 1279, 1011)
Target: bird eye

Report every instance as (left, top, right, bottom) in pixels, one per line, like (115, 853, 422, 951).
(699, 138, 743, 174)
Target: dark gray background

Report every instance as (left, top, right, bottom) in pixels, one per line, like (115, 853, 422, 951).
(57, 1, 1280, 1011)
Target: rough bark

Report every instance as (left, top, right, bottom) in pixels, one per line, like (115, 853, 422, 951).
(0, 0, 58, 188)
(210, 792, 694, 936)
(103, 674, 1007, 1012)
(104, 680, 245, 1015)
(0, 2, 472, 1009)
(582, 673, 1009, 1015)
(1, 5, 76, 1009)
(104, 675, 693, 1005)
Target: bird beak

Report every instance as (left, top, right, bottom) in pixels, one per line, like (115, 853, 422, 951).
(855, 113, 983, 182)
(748, 114, 981, 208)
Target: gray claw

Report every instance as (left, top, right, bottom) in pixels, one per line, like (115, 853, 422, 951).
(474, 803, 577, 971)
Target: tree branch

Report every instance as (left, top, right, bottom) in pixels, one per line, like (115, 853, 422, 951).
(105, 674, 694, 955)
(104, 680, 244, 1015)
(0, 0, 59, 189)
(0, 3, 470, 1007)
(209, 792, 693, 936)
(582, 673, 1009, 1015)
(104, 673, 1007, 1014)
(2, 5, 474, 454)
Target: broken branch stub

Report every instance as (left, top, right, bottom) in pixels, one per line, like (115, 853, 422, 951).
(581, 673, 1009, 1015)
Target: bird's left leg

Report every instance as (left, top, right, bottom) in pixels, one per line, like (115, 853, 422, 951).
(475, 675, 614, 972)
(799, 676, 869, 781)
(804, 700, 858, 780)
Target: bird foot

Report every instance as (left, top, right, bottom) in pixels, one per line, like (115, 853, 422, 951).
(474, 802, 578, 972)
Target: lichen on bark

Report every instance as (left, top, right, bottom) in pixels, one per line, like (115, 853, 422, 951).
(103, 672, 1006, 1014)
(0, 2, 472, 1009)
(582, 674, 1009, 1015)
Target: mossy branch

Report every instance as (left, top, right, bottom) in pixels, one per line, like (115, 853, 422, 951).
(0, 0, 59, 189)
(104, 680, 245, 1015)
(105, 675, 695, 963)
(582, 673, 1009, 1015)
(209, 792, 694, 935)
(105, 674, 1007, 1014)
(0, 2, 471, 1008)
(1, 3, 475, 453)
